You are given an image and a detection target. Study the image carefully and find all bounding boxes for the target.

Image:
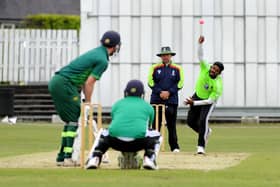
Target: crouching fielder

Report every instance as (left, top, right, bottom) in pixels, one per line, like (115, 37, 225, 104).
(184, 36, 224, 154)
(86, 80, 162, 170)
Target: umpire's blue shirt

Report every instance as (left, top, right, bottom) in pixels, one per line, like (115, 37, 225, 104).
(148, 61, 184, 105)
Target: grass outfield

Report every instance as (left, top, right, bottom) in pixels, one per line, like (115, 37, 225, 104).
(0, 123, 279, 187)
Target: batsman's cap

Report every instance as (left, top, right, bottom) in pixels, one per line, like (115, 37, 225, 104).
(156, 46, 176, 57)
(124, 80, 145, 97)
(101, 30, 121, 47)
(213, 61, 224, 72)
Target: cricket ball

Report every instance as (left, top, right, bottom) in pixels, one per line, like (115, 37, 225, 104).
(199, 18, 205, 25)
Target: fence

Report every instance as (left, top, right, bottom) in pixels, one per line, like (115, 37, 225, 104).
(0, 29, 79, 83)
(80, 0, 280, 108)
(1, 0, 280, 108)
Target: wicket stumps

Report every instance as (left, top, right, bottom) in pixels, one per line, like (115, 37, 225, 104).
(80, 103, 102, 168)
(152, 104, 166, 151)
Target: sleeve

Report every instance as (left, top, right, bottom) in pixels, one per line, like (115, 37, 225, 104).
(90, 59, 108, 80)
(198, 44, 204, 62)
(193, 99, 215, 106)
(148, 64, 162, 94)
(177, 65, 184, 90)
(198, 44, 210, 70)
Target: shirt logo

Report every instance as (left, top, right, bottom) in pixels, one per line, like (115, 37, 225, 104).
(104, 38, 110, 44)
(130, 88, 137, 93)
(172, 70, 175, 76)
(157, 70, 161, 74)
(204, 84, 209, 90)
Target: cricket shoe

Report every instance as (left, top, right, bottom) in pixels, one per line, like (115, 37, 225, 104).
(63, 158, 79, 167)
(86, 156, 100, 169)
(143, 156, 157, 170)
(172, 149, 180, 153)
(56, 161, 64, 167)
(56, 155, 64, 166)
(197, 146, 205, 155)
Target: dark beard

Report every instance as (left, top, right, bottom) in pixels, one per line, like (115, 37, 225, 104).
(209, 71, 217, 79)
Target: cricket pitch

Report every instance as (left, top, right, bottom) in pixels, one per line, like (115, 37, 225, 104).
(0, 150, 249, 170)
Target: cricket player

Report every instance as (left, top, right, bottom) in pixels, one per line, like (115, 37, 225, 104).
(86, 80, 162, 170)
(184, 36, 224, 154)
(48, 30, 121, 166)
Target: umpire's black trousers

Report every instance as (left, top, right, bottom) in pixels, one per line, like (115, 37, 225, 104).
(152, 104, 179, 151)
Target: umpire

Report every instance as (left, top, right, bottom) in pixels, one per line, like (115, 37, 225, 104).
(148, 46, 184, 152)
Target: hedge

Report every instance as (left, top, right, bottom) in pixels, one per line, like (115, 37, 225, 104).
(22, 14, 80, 30)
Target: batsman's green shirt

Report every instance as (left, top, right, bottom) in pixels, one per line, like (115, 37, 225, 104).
(109, 96, 154, 139)
(57, 46, 109, 87)
(195, 60, 223, 101)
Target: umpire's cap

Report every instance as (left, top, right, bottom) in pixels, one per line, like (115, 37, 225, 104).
(101, 30, 121, 47)
(124, 80, 145, 97)
(156, 46, 176, 57)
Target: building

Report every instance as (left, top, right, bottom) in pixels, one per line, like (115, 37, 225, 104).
(0, 0, 80, 28)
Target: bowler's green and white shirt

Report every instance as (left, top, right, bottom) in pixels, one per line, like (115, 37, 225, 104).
(195, 60, 223, 102)
(191, 44, 223, 106)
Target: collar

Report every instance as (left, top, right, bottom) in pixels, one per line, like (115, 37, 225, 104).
(162, 60, 172, 66)
(100, 45, 109, 60)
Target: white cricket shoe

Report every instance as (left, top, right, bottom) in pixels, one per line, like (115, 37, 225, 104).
(86, 156, 100, 169)
(63, 158, 79, 167)
(197, 146, 205, 154)
(143, 156, 157, 170)
(8, 116, 17, 124)
(172, 149, 180, 153)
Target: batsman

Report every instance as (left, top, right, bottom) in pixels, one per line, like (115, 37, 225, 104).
(48, 30, 121, 166)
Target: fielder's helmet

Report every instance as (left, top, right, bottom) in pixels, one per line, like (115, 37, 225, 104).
(124, 80, 145, 97)
(101, 30, 121, 47)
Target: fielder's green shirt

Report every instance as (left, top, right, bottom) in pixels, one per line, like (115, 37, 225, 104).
(57, 46, 109, 87)
(109, 96, 154, 139)
(195, 60, 223, 101)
